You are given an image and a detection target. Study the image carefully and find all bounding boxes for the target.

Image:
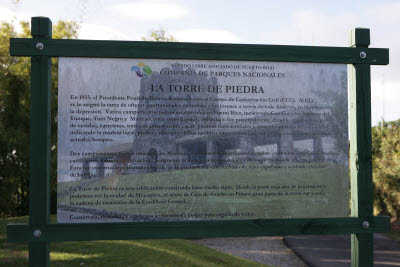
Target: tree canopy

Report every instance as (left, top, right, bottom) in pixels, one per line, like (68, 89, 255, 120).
(142, 28, 177, 42)
(0, 20, 79, 216)
(372, 119, 400, 218)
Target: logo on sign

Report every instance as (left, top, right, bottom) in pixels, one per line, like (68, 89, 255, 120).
(131, 62, 153, 77)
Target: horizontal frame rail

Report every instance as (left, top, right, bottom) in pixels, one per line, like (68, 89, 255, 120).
(10, 38, 389, 65)
(8, 216, 390, 243)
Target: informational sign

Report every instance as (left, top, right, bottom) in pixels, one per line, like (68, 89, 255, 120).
(57, 58, 349, 223)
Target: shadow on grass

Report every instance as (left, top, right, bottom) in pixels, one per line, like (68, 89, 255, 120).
(1, 216, 270, 267)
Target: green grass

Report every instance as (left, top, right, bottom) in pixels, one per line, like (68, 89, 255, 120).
(1, 216, 272, 267)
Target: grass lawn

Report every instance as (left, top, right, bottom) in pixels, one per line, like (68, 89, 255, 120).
(0, 216, 272, 267)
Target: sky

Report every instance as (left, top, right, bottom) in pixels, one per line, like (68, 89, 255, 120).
(1, 0, 399, 125)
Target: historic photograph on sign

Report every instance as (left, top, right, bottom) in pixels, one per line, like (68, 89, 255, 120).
(57, 58, 349, 223)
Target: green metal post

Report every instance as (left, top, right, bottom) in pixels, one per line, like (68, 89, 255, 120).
(349, 28, 374, 267)
(29, 17, 52, 267)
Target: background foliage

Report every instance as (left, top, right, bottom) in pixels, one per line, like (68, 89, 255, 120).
(142, 28, 177, 42)
(0, 20, 79, 217)
(372, 119, 400, 218)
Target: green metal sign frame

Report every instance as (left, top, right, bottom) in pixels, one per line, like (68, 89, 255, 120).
(7, 17, 390, 267)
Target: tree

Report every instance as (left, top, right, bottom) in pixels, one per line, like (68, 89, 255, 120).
(142, 28, 177, 42)
(372, 119, 400, 218)
(0, 20, 79, 217)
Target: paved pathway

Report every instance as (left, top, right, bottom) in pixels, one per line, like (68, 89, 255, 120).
(193, 236, 307, 267)
(284, 234, 400, 267)
(194, 234, 400, 267)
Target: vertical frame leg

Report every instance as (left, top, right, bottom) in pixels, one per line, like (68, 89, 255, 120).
(29, 242, 50, 267)
(349, 28, 374, 267)
(351, 233, 374, 267)
(29, 17, 52, 267)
